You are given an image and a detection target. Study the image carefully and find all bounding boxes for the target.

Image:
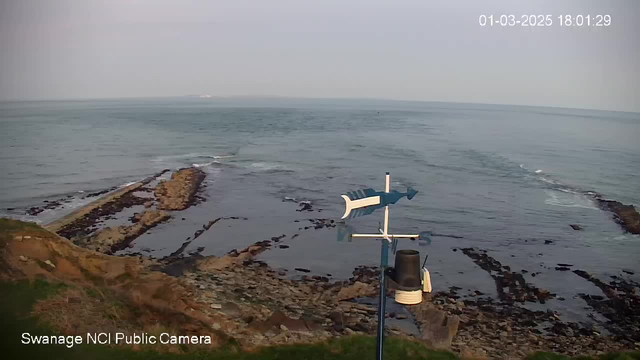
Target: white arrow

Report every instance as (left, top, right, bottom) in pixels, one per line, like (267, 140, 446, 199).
(341, 194, 380, 219)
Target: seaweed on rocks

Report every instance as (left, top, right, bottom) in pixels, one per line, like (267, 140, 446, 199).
(596, 199, 640, 234)
(461, 248, 555, 304)
(57, 192, 149, 240)
(573, 269, 640, 343)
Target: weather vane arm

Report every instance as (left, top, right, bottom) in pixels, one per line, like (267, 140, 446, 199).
(341, 194, 381, 219)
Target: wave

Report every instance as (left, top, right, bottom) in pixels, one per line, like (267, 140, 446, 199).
(538, 176, 559, 186)
(152, 153, 235, 163)
(248, 162, 294, 173)
(518, 163, 597, 206)
(519, 163, 600, 210)
(193, 160, 219, 168)
(544, 190, 598, 210)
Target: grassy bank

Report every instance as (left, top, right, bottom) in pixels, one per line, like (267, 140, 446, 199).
(2, 279, 639, 360)
(0, 279, 457, 360)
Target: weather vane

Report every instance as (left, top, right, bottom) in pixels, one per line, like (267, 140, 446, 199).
(338, 172, 433, 360)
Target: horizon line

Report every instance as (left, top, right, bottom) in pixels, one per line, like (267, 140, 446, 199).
(0, 94, 637, 115)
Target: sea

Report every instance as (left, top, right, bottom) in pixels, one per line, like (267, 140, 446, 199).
(1, 97, 639, 324)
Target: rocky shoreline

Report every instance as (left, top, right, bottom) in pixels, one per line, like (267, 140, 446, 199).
(455, 248, 639, 357)
(51, 168, 206, 254)
(6, 167, 640, 358)
(152, 238, 638, 358)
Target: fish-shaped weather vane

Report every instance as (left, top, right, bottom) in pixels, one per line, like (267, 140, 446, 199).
(336, 172, 432, 360)
(341, 187, 418, 219)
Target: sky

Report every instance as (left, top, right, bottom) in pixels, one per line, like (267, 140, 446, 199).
(0, 0, 638, 112)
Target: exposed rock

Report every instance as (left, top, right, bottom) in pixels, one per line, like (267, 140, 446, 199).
(88, 210, 170, 253)
(220, 302, 242, 317)
(569, 224, 583, 231)
(24, 194, 84, 216)
(86, 186, 118, 198)
(411, 304, 460, 349)
(155, 168, 206, 211)
(250, 310, 313, 333)
(460, 346, 488, 360)
(336, 281, 377, 301)
(597, 199, 640, 234)
(271, 235, 286, 242)
(303, 218, 337, 230)
(197, 240, 271, 271)
(296, 201, 313, 212)
(50, 169, 170, 240)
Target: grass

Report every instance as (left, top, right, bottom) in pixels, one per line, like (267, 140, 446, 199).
(0, 279, 456, 360)
(0, 218, 46, 233)
(0, 218, 51, 255)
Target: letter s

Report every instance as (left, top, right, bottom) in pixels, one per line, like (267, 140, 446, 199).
(21, 333, 30, 344)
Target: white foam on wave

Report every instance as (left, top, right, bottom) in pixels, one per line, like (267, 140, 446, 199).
(193, 160, 220, 168)
(544, 190, 598, 210)
(556, 187, 580, 195)
(152, 153, 235, 163)
(249, 162, 291, 172)
(539, 176, 558, 185)
(535, 169, 543, 174)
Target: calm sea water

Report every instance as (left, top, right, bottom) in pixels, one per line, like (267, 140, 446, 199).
(1, 98, 639, 322)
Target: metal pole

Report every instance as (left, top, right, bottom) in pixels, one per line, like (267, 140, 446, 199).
(376, 172, 391, 360)
(376, 239, 388, 360)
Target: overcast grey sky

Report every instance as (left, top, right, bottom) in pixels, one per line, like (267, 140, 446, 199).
(0, 0, 638, 112)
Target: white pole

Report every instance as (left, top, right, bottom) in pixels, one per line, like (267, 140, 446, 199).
(383, 172, 390, 241)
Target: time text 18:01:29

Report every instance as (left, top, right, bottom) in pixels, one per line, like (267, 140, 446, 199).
(479, 15, 611, 27)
